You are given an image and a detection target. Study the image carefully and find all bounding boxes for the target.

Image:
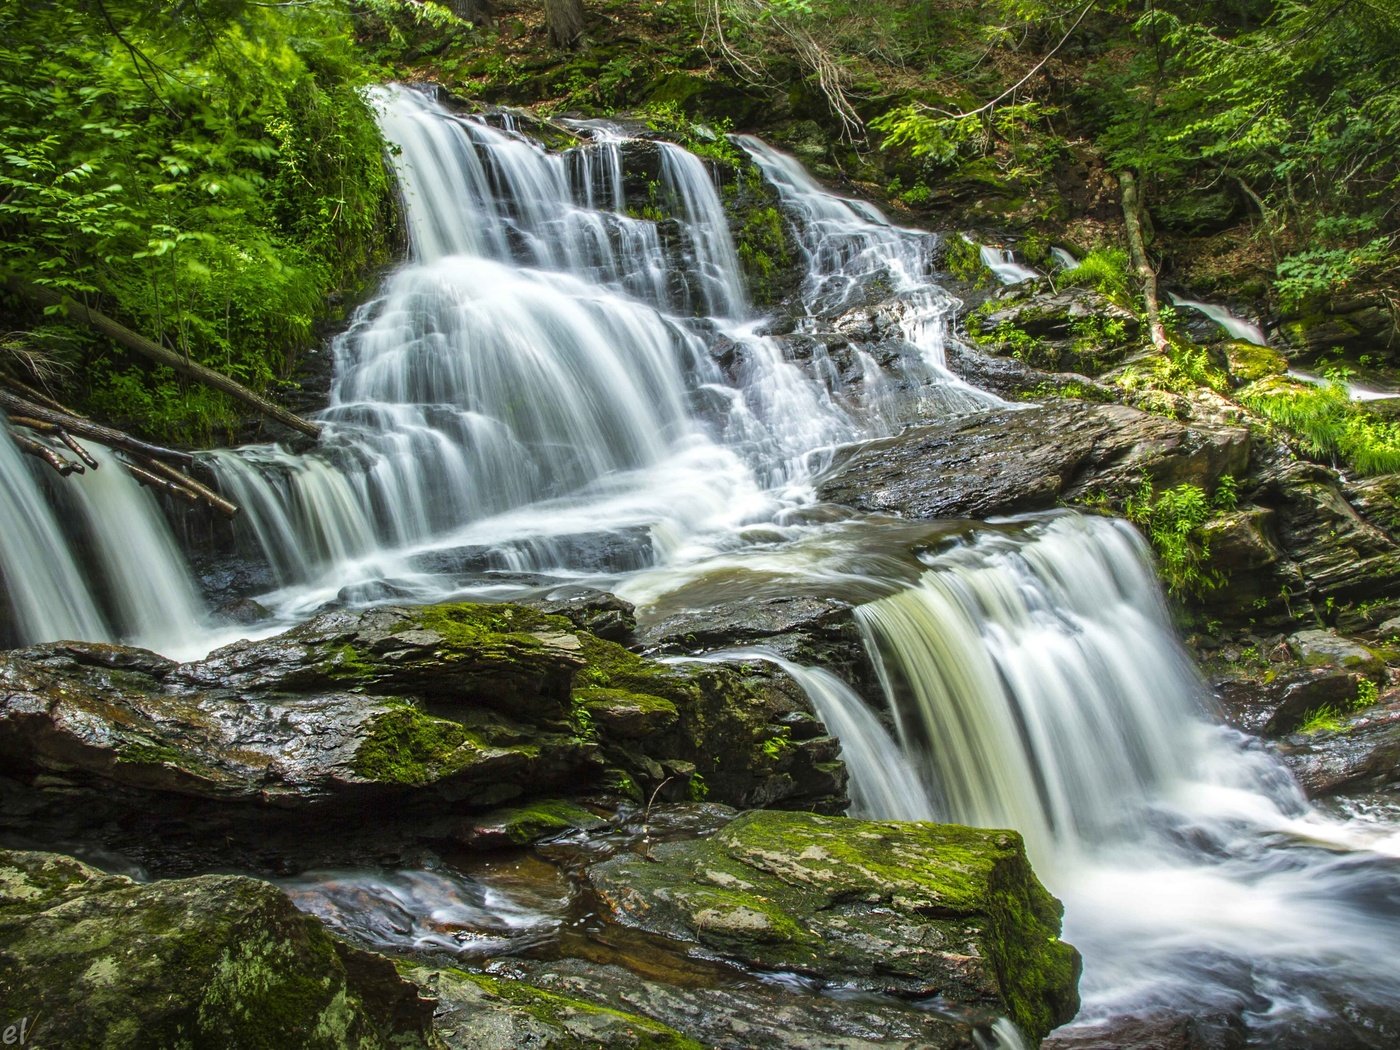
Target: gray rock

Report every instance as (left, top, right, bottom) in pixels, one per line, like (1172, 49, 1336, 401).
(587, 809, 1080, 1043)
(1287, 629, 1385, 675)
(817, 400, 1248, 521)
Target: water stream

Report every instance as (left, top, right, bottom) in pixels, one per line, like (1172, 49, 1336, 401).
(3, 82, 1400, 1043)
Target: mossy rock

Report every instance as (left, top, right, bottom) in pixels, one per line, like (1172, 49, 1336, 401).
(588, 810, 1080, 1042)
(0, 850, 434, 1049)
(574, 686, 679, 738)
(401, 964, 702, 1049)
(1224, 340, 1288, 383)
(455, 799, 607, 848)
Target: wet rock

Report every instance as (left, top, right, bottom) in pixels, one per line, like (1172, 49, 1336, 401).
(638, 594, 876, 697)
(0, 604, 846, 857)
(0, 849, 435, 1048)
(1278, 697, 1400, 796)
(500, 956, 988, 1049)
(453, 799, 607, 849)
(523, 587, 637, 643)
(1287, 629, 1385, 676)
(405, 965, 702, 1049)
(817, 400, 1248, 521)
(406, 528, 654, 577)
(1199, 508, 1283, 574)
(1214, 667, 1366, 736)
(587, 809, 1081, 1042)
(1044, 1009, 1246, 1050)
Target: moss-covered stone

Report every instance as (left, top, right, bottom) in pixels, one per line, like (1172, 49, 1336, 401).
(351, 704, 486, 785)
(574, 686, 680, 738)
(400, 964, 703, 1049)
(1224, 340, 1289, 383)
(0, 850, 434, 1049)
(456, 799, 607, 848)
(589, 810, 1080, 1042)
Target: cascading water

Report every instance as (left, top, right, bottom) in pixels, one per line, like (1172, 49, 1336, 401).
(0, 421, 209, 657)
(849, 512, 1400, 1043)
(5, 77, 1400, 1045)
(979, 244, 1040, 285)
(1168, 292, 1268, 346)
(204, 86, 993, 616)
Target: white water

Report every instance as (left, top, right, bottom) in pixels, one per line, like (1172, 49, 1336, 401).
(0, 424, 210, 656)
(1048, 246, 1078, 271)
(979, 244, 1040, 285)
(1169, 292, 1268, 345)
(3, 81, 1399, 1045)
(852, 512, 1400, 1042)
(1289, 368, 1400, 402)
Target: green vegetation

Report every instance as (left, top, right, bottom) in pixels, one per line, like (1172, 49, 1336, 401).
(1060, 248, 1132, 306)
(352, 704, 483, 785)
(1124, 477, 1239, 597)
(0, 0, 399, 444)
(1241, 373, 1400, 477)
(1299, 677, 1381, 735)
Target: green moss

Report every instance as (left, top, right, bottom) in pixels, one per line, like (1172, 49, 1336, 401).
(433, 969, 705, 1049)
(325, 643, 376, 683)
(114, 738, 187, 767)
(474, 799, 605, 845)
(410, 602, 559, 651)
(735, 205, 793, 306)
(351, 705, 484, 786)
(944, 233, 991, 286)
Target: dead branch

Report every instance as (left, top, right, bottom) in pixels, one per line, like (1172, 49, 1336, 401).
(6, 279, 323, 440)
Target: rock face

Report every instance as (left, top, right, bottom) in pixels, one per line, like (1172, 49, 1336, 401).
(1277, 695, 1400, 796)
(817, 400, 1248, 521)
(0, 602, 847, 867)
(0, 849, 435, 1049)
(588, 809, 1081, 1043)
(403, 966, 704, 1050)
(970, 284, 1140, 376)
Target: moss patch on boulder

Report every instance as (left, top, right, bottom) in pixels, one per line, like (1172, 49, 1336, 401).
(588, 810, 1080, 1042)
(0, 850, 434, 1049)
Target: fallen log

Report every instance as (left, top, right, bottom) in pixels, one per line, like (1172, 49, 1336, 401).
(10, 430, 78, 475)
(140, 456, 239, 518)
(6, 279, 323, 440)
(59, 431, 101, 470)
(0, 389, 193, 467)
(123, 459, 204, 506)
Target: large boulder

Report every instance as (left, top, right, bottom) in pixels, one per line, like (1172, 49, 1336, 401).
(0, 603, 847, 865)
(0, 850, 435, 1049)
(588, 809, 1081, 1043)
(817, 400, 1248, 521)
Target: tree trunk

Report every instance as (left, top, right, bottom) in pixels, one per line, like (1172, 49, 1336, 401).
(448, 0, 493, 26)
(1119, 170, 1171, 354)
(544, 0, 585, 49)
(6, 279, 323, 440)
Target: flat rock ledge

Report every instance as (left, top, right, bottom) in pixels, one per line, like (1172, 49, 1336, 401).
(817, 399, 1248, 521)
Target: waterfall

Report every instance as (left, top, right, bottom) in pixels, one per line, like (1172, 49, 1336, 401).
(6, 77, 1400, 1043)
(978, 244, 1040, 285)
(0, 423, 208, 656)
(0, 421, 109, 645)
(848, 512, 1400, 1038)
(1168, 292, 1268, 345)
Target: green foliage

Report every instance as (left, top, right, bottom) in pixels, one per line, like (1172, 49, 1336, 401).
(0, 0, 396, 443)
(1124, 478, 1224, 597)
(1274, 239, 1395, 310)
(1241, 373, 1400, 477)
(944, 233, 991, 286)
(687, 772, 710, 801)
(1060, 248, 1132, 304)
